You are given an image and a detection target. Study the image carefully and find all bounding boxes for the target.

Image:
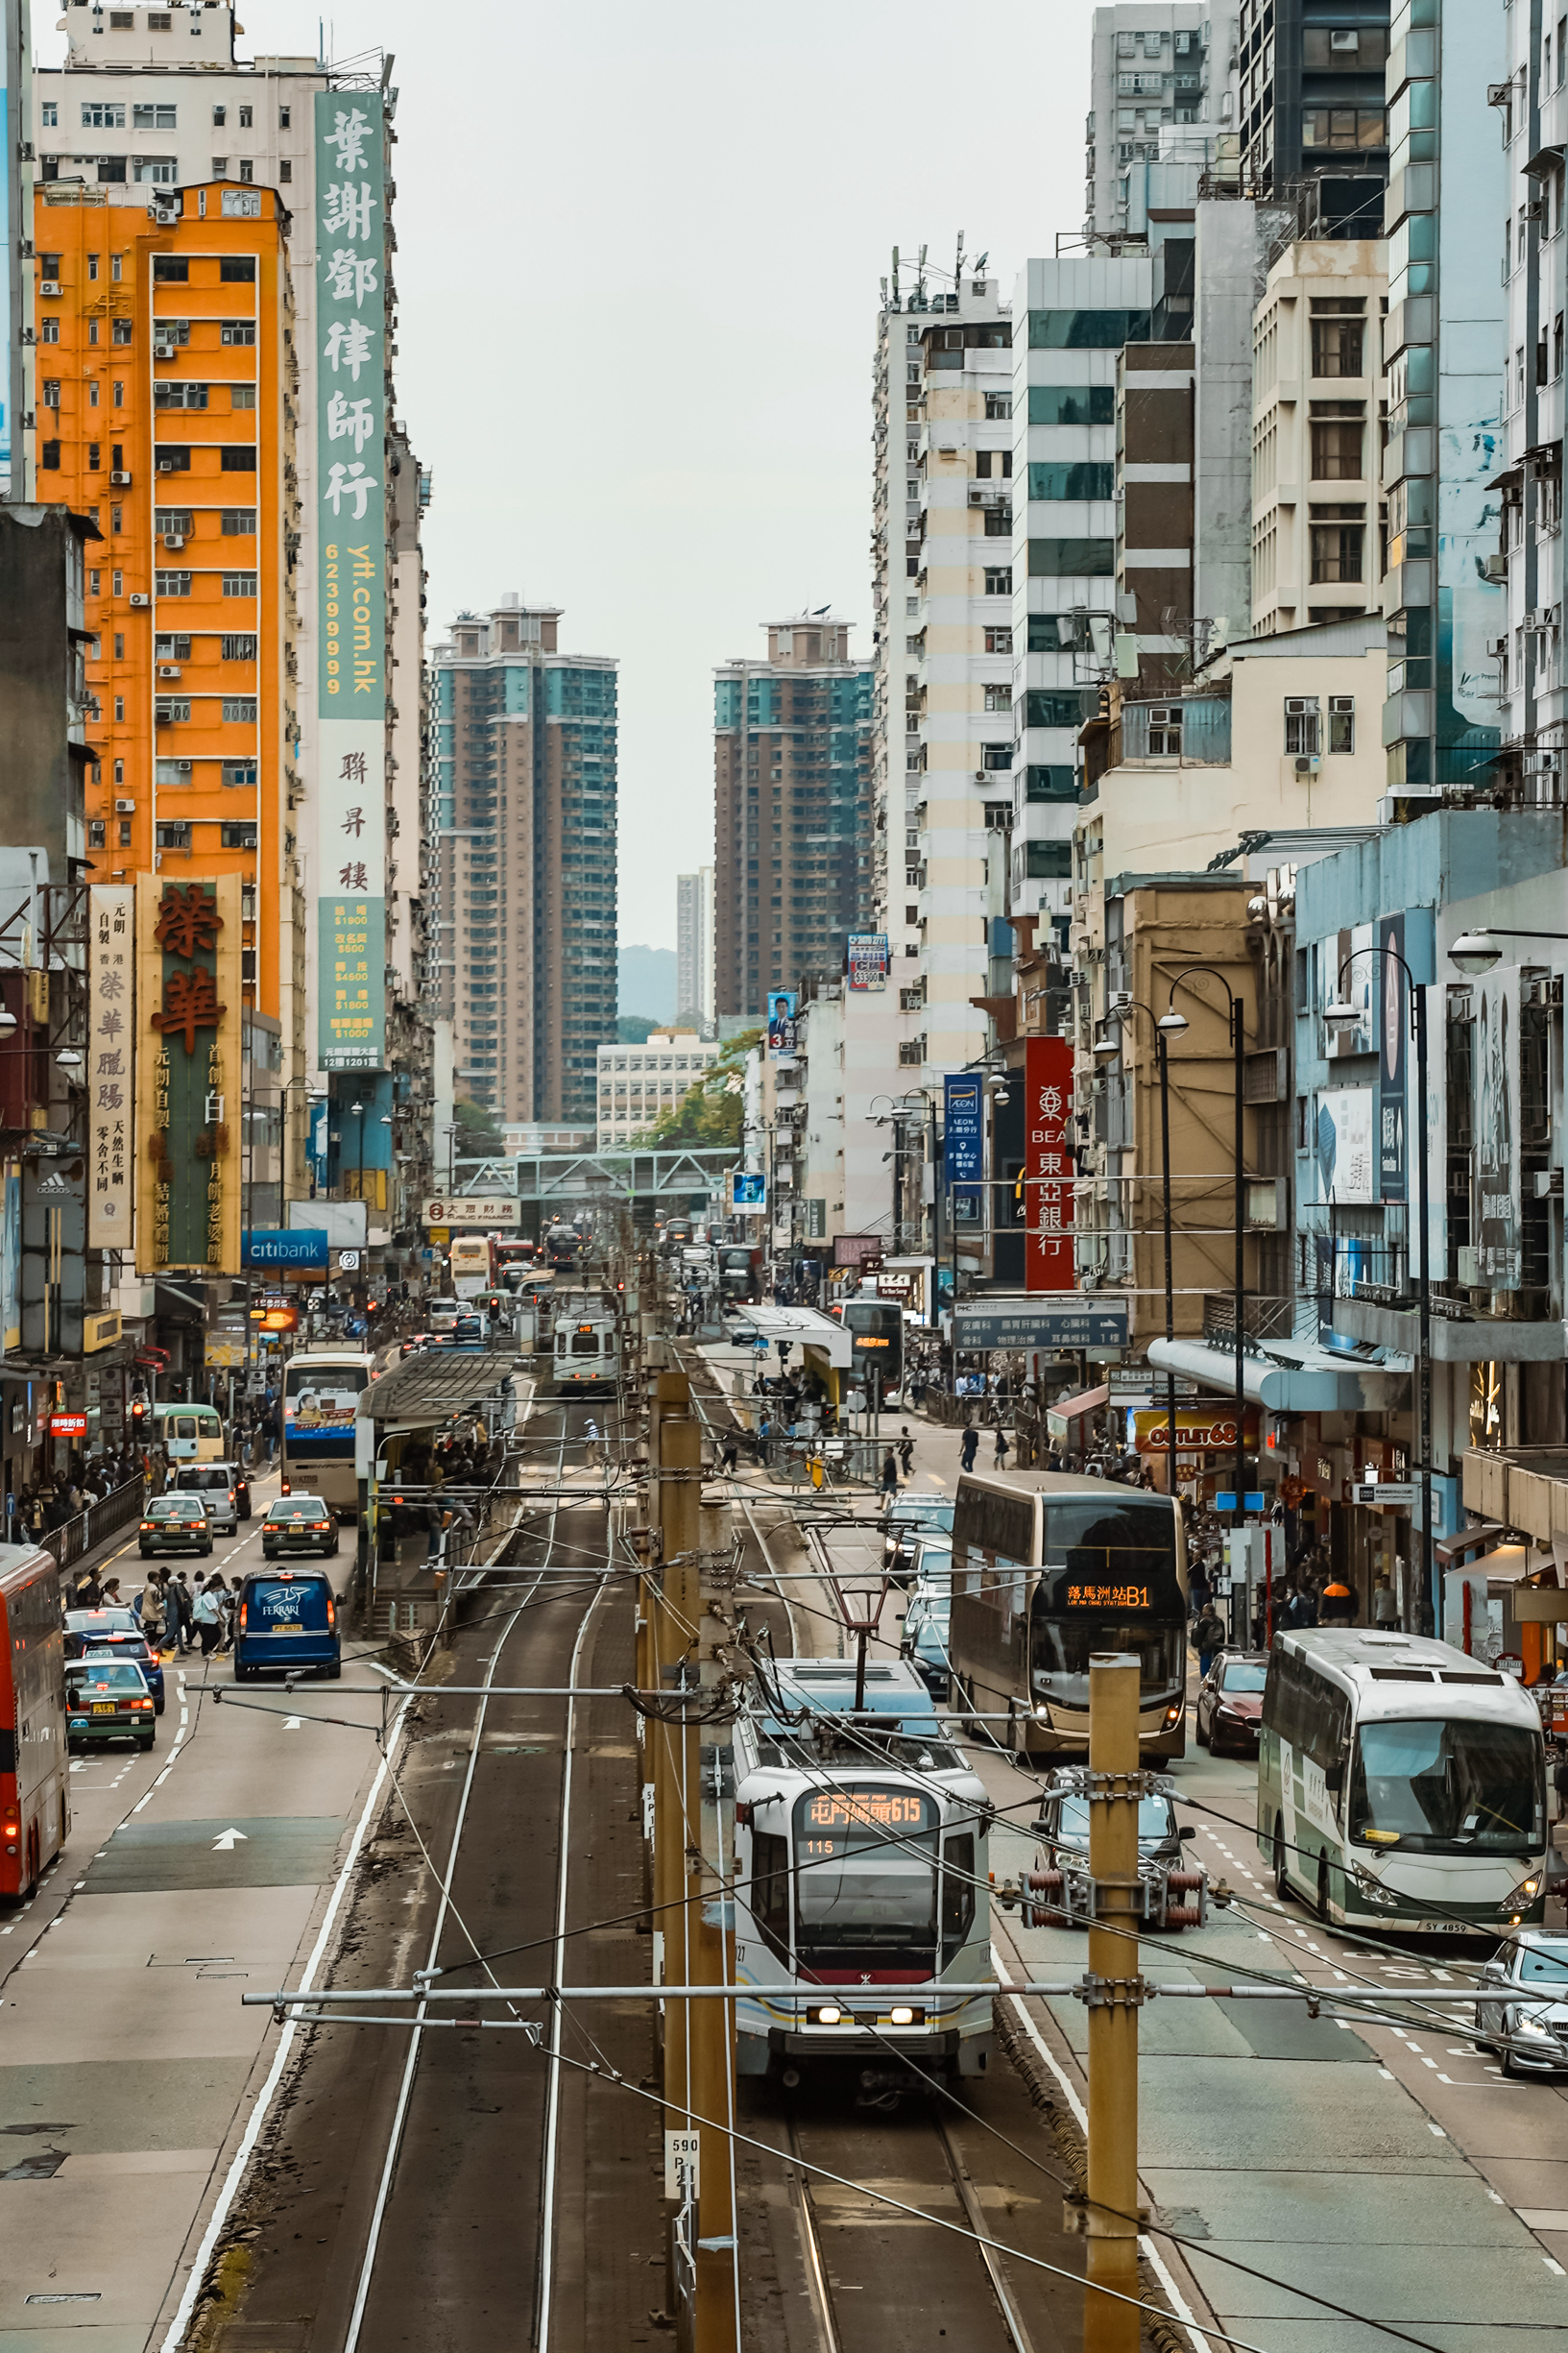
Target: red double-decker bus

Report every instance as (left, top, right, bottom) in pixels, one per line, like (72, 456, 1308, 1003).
(0, 1544, 67, 1894)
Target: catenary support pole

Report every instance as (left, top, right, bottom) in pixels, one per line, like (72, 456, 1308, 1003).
(1085, 1652, 1142, 2353)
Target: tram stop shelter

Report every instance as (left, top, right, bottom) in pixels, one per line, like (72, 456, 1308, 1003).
(727, 1305, 854, 1404)
(354, 1347, 522, 1629)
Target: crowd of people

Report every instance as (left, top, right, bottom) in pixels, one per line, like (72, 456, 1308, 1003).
(8, 1445, 154, 1543)
(66, 1560, 237, 1656)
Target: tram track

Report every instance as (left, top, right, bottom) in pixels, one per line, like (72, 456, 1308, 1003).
(210, 1387, 668, 2353)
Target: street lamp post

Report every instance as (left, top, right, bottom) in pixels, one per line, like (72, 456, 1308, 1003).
(1163, 967, 1247, 1534)
(1096, 1002, 1186, 1490)
(1324, 947, 1431, 1634)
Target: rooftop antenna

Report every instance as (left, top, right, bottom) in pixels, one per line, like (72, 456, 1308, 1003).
(974, 251, 989, 279)
(954, 229, 965, 286)
(915, 241, 928, 306)
(891, 244, 900, 307)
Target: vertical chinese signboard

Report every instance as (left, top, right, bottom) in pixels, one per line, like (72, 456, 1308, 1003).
(314, 91, 387, 1071)
(135, 879, 242, 1275)
(87, 885, 134, 1250)
(1475, 965, 1521, 1289)
(1377, 910, 1406, 1202)
(943, 1073, 982, 1227)
(1024, 1034, 1074, 1293)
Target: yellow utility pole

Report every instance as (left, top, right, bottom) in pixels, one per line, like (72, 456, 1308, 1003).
(1085, 1651, 1143, 2353)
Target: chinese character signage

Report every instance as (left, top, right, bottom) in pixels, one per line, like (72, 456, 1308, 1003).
(953, 1301, 1127, 1351)
(766, 991, 797, 1055)
(1377, 911, 1406, 1202)
(87, 885, 134, 1250)
(1024, 1034, 1073, 1293)
(943, 1074, 982, 1226)
(847, 934, 889, 992)
(135, 877, 242, 1274)
(315, 91, 387, 1071)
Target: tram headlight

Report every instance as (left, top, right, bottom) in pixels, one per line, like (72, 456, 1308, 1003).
(812, 2004, 843, 2026)
(888, 2005, 923, 2026)
(1033, 1702, 1052, 1725)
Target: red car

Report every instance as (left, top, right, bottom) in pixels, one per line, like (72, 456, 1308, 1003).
(1194, 1652, 1268, 1755)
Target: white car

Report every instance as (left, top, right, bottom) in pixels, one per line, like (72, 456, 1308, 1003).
(1474, 1930, 1568, 2076)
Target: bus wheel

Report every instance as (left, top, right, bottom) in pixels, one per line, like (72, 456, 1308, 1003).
(1316, 1854, 1332, 1926)
(1272, 1818, 1290, 1902)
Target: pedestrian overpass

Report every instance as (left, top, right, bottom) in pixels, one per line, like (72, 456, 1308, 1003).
(448, 1147, 737, 1209)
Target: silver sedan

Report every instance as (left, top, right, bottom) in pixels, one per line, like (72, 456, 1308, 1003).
(1474, 1929, 1568, 2076)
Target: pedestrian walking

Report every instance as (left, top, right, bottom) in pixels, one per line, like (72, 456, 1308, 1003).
(136, 1571, 165, 1651)
(101, 1577, 124, 1609)
(1370, 1574, 1399, 1627)
(193, 1577, 225, 1659)
(959, 1423, 979, 1473)
(167, 1572, 193, 1655)
(897, 1427, 915, 1478)
(720, 1434, 739, 1477)
(1319, 1578, 1356, 1625)
(1193, 1601, 1227, 1679)
(993, 1425, 1010, 1469)
(583, 1419, 602, 1471)
(880, 1449, 900, 1501)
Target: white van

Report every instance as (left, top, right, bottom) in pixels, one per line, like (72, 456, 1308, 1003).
(428, 1297, 460, 1328)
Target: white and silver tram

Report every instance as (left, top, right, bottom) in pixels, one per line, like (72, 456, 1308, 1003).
(732, 1657, 992, 2085)
(550, 1299, 621, 1397)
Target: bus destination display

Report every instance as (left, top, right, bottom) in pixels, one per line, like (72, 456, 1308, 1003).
(1065, 1582, 1154, 1611)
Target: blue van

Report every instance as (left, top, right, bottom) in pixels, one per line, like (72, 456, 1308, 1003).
(234, 1567, 341, 1681)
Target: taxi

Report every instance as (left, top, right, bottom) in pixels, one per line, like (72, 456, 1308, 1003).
(65, 1658, 157, 1752)
(260, 1494, 340, 1559)
(64, 1609, 166, 1713)
(139, 1495, 212, 1557)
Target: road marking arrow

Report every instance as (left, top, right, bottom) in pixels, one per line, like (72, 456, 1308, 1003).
(283, 1717, 302, 1732)
(212, 1828, 249, 1852)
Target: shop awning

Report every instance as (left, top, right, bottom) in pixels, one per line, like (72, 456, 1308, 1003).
(1047, 1384, 1109, 1430)
(1147, 1337, 1408, 1413)
(727, 1305, 853, 1370)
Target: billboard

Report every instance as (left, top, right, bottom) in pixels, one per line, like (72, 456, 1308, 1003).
(765, 991, 797, 1055)
(1023, 1034, 1074, 1292)
(1377, 911, 1406, 1202)
(732, 1170, 766, 1210)
(87, 885, 134, 1250)
(315, 92, 388, 1072)
(1315, 1086, 1374, 1205)
(1327, 922, 1375, 1057)
(243, 1230, 328, 1271)
(1475, 966, 1520, 1288)
(847, 934, 889, 992)
(134, 878, 243, 1274)
(944, 1073, 982, 1226)
(1422, 982, 1446, 1279)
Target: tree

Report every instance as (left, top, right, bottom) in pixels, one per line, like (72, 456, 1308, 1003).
(635, 1029, 760, 1148)
(454, 1096, 503, 1157)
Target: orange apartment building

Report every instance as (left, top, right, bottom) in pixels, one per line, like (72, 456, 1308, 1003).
(34, 177, 305, 1093)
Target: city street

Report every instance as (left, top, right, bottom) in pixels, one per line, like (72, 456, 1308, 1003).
(0, 1465, 394, 2353)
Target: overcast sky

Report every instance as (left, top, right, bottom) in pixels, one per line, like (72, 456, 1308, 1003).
(41, 0, 1093, 951)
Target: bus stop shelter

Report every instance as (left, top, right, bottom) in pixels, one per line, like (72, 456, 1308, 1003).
(728, 1305, 854, 1405)
(354, 1348, 522, 1622)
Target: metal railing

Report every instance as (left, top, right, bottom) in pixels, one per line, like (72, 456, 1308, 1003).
(37, 1474, 148, 1575)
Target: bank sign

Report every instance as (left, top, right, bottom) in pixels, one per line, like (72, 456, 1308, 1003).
(315, 91, 388, 1072)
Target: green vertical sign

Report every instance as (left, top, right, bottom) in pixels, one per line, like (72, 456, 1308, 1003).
(314, 90, 387, 1070)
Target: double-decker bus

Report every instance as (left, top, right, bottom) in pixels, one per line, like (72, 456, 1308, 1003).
(948, 1471, 1188, 1761)
(840, 1298, 904, 1398)
(1257, 1627, 1547, 1934)
(279, 1350, 374, 1519)
(0, 1543, 68, 1895)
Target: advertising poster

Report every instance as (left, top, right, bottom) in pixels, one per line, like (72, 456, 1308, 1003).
(847, 934, 889, 992)
(1, 1160, 18, 1351)
(765, 990, 797, 1055)
(1315, 1087, 1374, 1204)
(87, 885, 134, 1250)
(134, 877, 243, 1274)
(1327, 923, 1375, 1057)
(1475, 966, 1521, 1288)
(283, 1371, 361, 1455)
(1024, 1033, 1074, 1293)
(315, 91, 388, 1071)
(1377, 911, 1406, 1201)
(943, 1073, 982, 1225)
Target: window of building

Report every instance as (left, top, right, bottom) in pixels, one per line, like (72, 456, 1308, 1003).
(212, 104, 227, 126)
(279, 105, 292, 128)
(40, 379, 60, 409)
(155, 446, 191, 473)
(985, 626, 1013, 653)
(221, 822, 257, 849)
(1284, 696, 1320, 755)
(222, 572, 258, 596)
(223, 760, 257, 787)
(220, 633, 256, 661)
(1024, 839, 1073, 879)
(278, 158, 292, 182)
(133, 158, 177, 184)
(220, 446, 257, 471)
(155, 380, 208, 409)
(211, 156, 229, 175)
(156, 632, 191, 660)
(95, 159, 126, 186)
(983, 683, 1011, 711)
(982, 566, 1012, 595)
(984, 392, 1012, 421)
(1328, 695, 1355, 754)
(155, 570, 192, 596)
(1310, 307, 1365, 377)
(133, 104, 178, 130)
(219, 255, 255, 282)
(154, 508, 193, 536)
(40, 102, 57, 129)
(1310, 417, 1363, 478)
(38, 317, 59, 345)
(155, 822, 190, 850)
(238, 158, 253, 183)
(237, 104, 253, 127)
(1027, 537, 1116, 577)
(221, 697, 257, 722)
(152, 255, 189, 282)
(87, 818, 106, 850)
(1301, 107, 1386, 150)
(81, 103, 125, 129)
(220, 508, 257, 535)
(1027, 383, 1117, 425)
(221, 317, 255, 348)
(86, 442, 101, 472)
(1310, 518, 1364, 582)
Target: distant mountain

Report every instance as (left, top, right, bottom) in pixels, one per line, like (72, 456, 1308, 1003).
(618, 943, 676, 1022)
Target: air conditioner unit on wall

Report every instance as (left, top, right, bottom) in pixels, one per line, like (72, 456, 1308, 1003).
(128, 593, 149, 607)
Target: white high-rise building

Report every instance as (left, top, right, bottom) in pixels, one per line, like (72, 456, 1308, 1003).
(675, 865, 713, 1029)
(1085, 5, 1239, 243)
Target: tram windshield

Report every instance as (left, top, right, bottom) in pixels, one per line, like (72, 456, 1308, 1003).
(792, 1787, 938, 1973)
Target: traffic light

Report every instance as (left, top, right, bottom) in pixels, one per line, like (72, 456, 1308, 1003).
(129, 1396, 148, 1430)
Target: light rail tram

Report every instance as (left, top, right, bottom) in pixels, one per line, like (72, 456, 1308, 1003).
(731, 1656, 991, 2091)
(550, 1297, 621, 1397)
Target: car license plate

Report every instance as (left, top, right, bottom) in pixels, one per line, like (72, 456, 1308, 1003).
(273, 1622, 302, 1635)
(91, 1703, 116, 1715)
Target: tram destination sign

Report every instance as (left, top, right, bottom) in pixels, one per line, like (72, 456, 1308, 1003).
(953, 1302, 1129, 1352)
